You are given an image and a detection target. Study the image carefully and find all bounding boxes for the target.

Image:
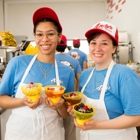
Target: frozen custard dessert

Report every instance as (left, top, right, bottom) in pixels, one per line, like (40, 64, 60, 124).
(44, 85, 65, 104)
(21, 82, 42, 103)
(73, 103, 95, 126)
(62, 91, 83, 106)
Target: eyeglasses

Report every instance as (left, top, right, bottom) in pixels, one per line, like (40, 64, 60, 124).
(35, 31, 58, 40)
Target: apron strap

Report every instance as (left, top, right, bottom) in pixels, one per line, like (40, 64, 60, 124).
(55, 60, 60, 86)
(100, 60, 115, 100)
(81, 68, 95, 93)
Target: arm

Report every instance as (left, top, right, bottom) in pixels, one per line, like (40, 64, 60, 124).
(0, 95, 24, 109)
(0, 95, 42, 109)
(75, 73, 80, 91)
(57, 101, 69, 118)
(83, 61, 88, 70)
(75, 114, 140, 131)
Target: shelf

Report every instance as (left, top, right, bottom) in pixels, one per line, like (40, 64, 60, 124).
(0, 46, 21, 52)
(118, 43, 131, 46)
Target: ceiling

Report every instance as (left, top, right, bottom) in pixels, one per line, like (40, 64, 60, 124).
(3, 0, 105, 2)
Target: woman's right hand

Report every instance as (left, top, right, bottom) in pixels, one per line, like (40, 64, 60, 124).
(23, 96, 42, 109)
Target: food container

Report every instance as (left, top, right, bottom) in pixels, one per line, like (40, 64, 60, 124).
(73, 103, 96, 126)
(44, 85, 65, 104)
(62, 91, 83, 106)
(21, 83, 42, 103)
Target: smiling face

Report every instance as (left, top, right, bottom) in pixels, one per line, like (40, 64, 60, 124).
(89, 33, 116, 70)
(34, 21, 61, 62)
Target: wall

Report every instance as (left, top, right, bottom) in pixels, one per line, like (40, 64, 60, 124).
(3, 1, 105, 40)
(105, 0, 140, 62)
(0, 0, 4, 31)
(3, 0, 140, 62)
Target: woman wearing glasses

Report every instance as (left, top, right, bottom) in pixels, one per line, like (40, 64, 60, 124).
(0, 7, 75, 140)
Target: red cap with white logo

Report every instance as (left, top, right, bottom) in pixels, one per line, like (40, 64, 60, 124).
(85, 21, 118, 45)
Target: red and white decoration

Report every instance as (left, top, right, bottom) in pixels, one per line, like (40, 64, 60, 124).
(106, 0, 126, 19)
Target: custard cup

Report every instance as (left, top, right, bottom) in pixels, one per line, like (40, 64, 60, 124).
(62, 91, 83, 106)
(44, 85, 65, 104)
(21, 83, 42, 103)
(73, 103, 96, 126)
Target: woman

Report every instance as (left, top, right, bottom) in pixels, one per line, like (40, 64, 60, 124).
(69, 21, 140, 140)
(0, 7, 75, 140)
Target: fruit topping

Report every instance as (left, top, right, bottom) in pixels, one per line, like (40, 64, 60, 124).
(64, 92, 77, 98)
(83, 106, 88, 110)
(74, 103, 93, 113)
(26, 82, 37, 89)
(70, 93, 76, 97)
(48, 87, 55, 90)
(60, 87, 64, 90)
(47, 86, 64, 91)
(48, 87, 60, 91)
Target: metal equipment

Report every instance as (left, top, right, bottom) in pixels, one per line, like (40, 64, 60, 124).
(113, 31, 133, 64)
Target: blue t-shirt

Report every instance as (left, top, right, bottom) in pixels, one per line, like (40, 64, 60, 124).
(0, 55, 75, 97)
(79, 64, 140, 119)
(55, 53, 82, 75)
(67, 48, 88, 71)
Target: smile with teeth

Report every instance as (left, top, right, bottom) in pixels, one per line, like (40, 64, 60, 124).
(94, 53, 103, 57)
(41, 45, 50, 49)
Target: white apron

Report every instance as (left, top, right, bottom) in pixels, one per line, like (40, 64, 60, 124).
(80, 60, 137, 140)
(5, 54, 64, 140)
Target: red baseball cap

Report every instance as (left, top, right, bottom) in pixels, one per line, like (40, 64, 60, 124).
(85, 21, 118, 45)
(33, 7, 62, 33)
(73, 38, 80, 46)
(57, 35, 67, 47)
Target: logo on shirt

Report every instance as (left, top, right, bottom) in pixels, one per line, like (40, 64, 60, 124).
(60, 61, 74, 71)
(51, 78, 63, 84)
(96, 85, 110, 93)
(70, 52, 80, 59)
